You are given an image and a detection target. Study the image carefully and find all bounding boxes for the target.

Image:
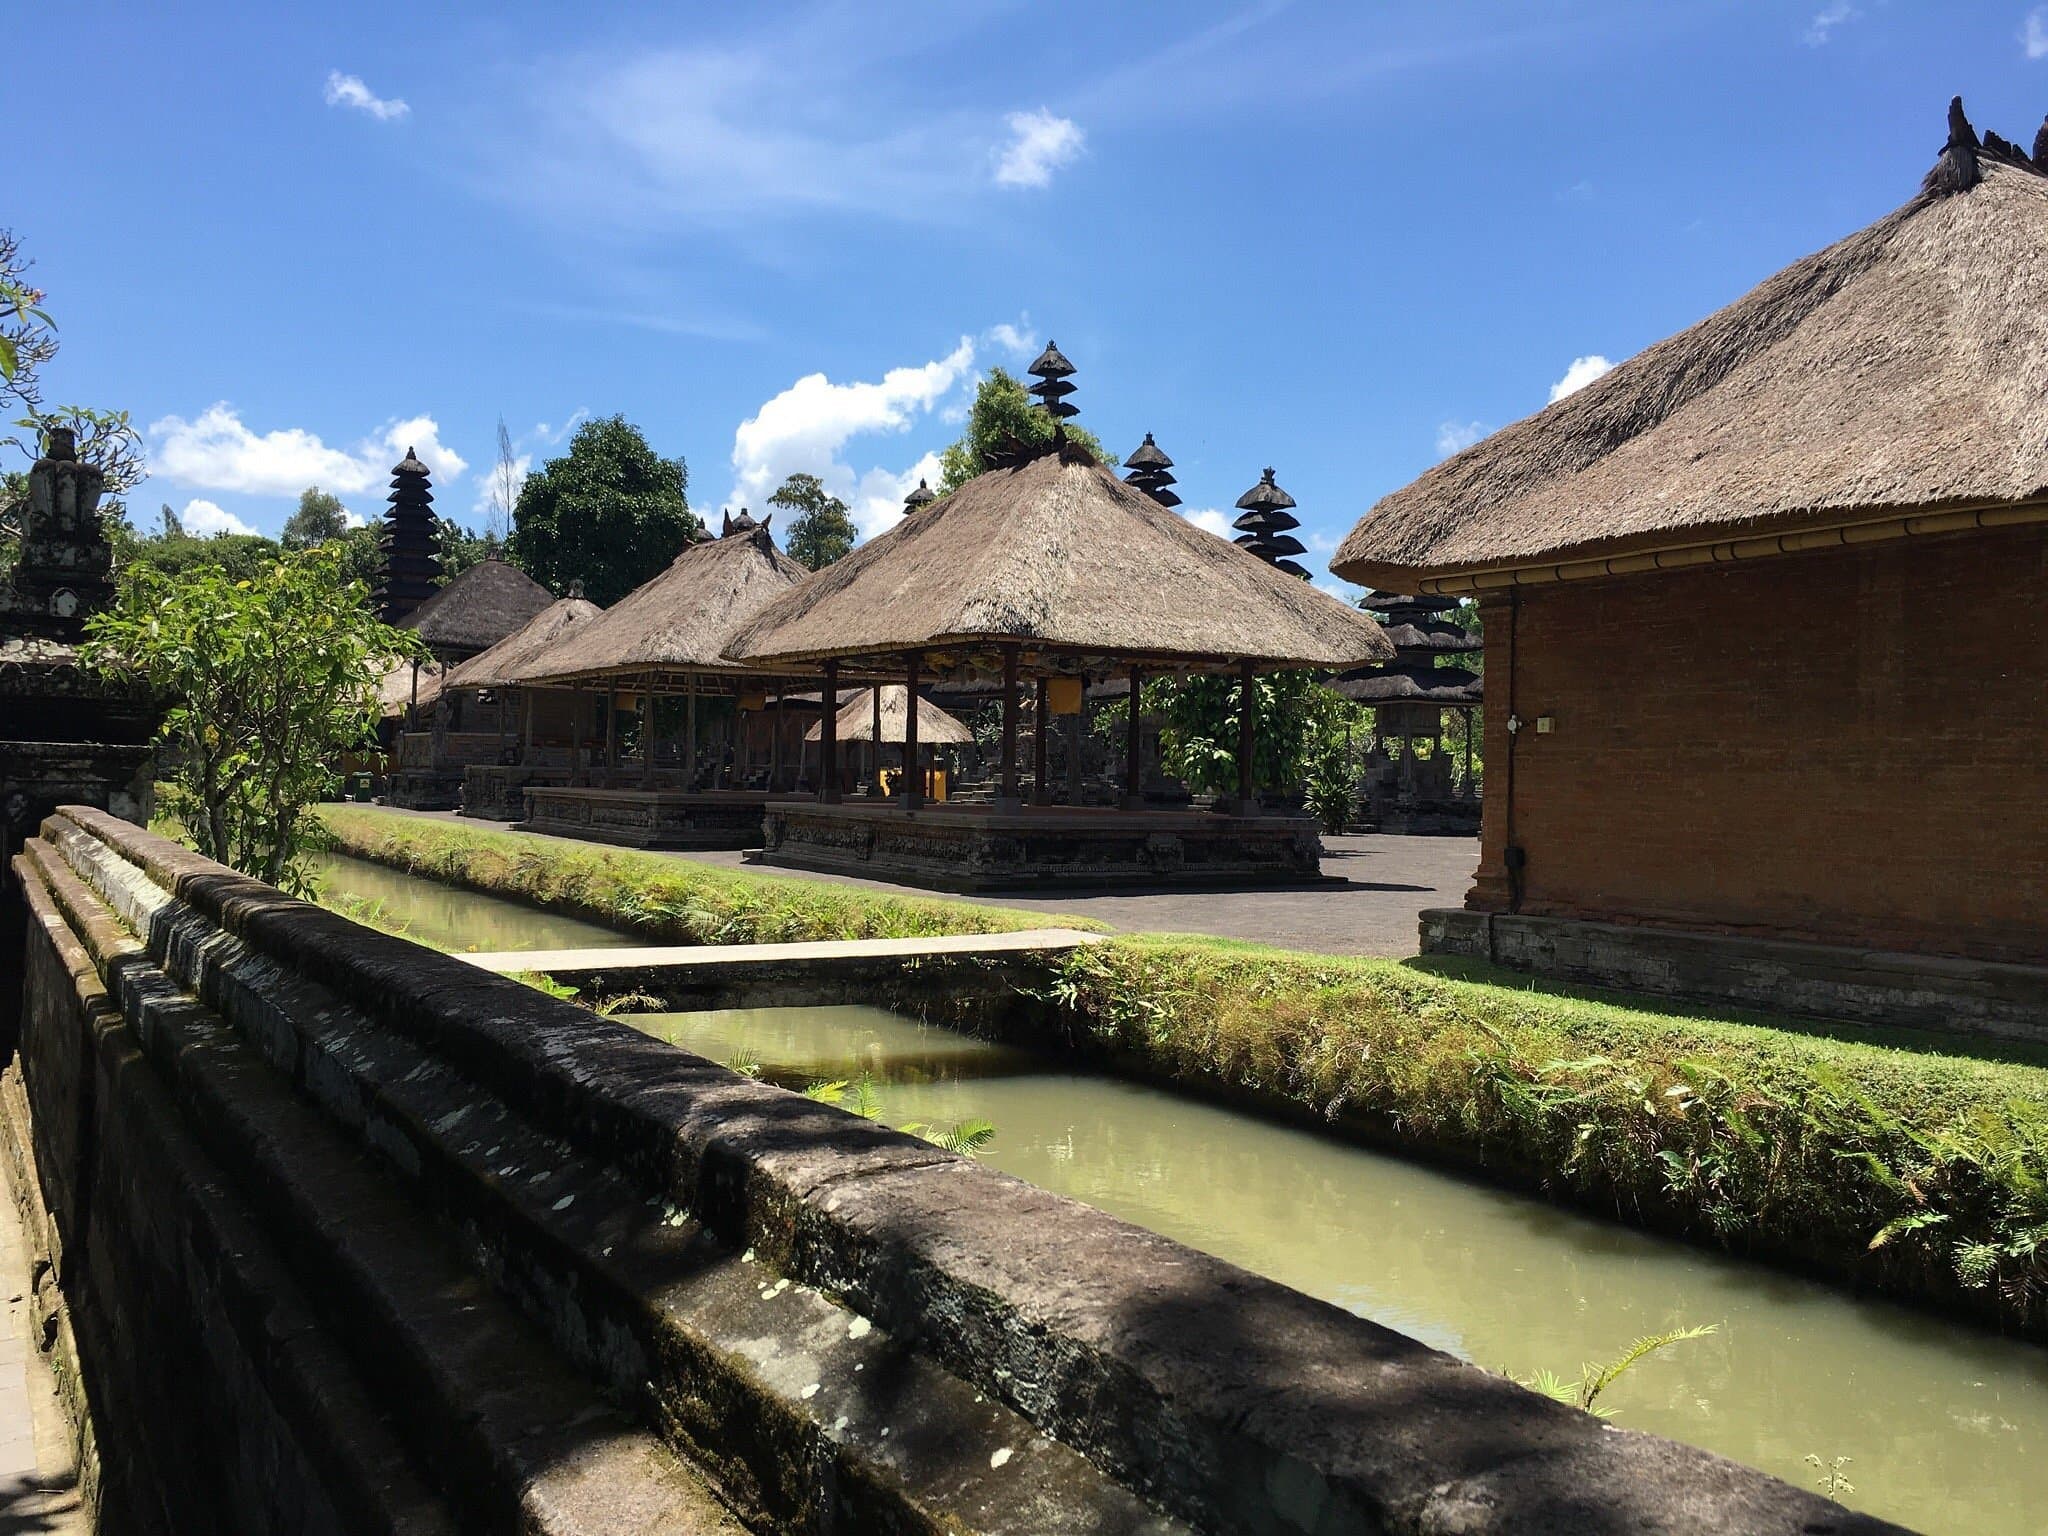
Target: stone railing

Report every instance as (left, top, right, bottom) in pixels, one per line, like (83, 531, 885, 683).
(4, 805, 1905, 1534)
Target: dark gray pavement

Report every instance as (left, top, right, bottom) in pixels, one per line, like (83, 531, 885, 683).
(359, 807, 1476, 958)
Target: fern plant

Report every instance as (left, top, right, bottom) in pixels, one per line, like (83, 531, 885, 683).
(1516, 1324, 1719, 1419)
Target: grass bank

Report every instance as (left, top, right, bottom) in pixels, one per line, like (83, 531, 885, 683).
(1042, 937, 2048, 1334)
(314, 806, 1100, 944)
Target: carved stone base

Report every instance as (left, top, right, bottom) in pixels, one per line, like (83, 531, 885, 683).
(460, 764, 576, 821)
(759, 801, 1325, 892)
(516, 787, 775, 849)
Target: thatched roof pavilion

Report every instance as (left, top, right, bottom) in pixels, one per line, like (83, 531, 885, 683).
(399, 553, 554, 662)
(1334, 104, 2048, 594)
(729, 445, 1390, 675)
(803, 686, 974, 746)
(520, 519, 807, 688)
(441, 590, 605, 693)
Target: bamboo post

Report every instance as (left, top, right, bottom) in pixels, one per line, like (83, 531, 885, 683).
(904, 653, 923, 811)
(820, 660, 841, 804)
(999, 645, 1021, 807)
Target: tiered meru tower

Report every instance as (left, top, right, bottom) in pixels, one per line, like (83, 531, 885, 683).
(1027, 341, 1078, 420)
(1233, 469, 1310, 579)
(1334, 592, 1483, 834)
(1122, 434, 1179, 505)
(374, 449, 441, 625)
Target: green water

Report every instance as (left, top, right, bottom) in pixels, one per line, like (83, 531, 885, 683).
(311, 852, 632, 954)
(632, 1003, 2046, 1536)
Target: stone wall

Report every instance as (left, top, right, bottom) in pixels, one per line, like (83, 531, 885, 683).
(5, 806, 1900, 1534)
(1465, 525, 2048, 966)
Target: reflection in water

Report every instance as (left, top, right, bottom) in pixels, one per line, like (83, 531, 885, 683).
(637, 1003, 2046, 1536)
(312, 852, 632, 955)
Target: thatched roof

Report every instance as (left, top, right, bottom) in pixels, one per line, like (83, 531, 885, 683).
(518, 523, 809, 685)
(400, 555, 554, 657)
(375, 656, 444, 719)
(1334, 115, 2048, 592)
(440, 595, 605, 692)
(726, 446, 1393, 674)
(802, 686, 975, 745)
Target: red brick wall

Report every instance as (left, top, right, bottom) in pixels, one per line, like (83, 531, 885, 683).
(1467, 524, 2048, 965)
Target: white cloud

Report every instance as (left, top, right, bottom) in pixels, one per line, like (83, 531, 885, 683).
(149, 404, 465, 497)
(2026, 7, 2048, 58)
(994, 109, 1085, 188)
(1436, 420, 1488, 457)
(1182, 507, 1235, 540)
(986, 319, 1039, 358)
(324, 71, 410, 121)
(1803, 3, 1857, 45)
(729, 339, 976, 540)
(179, 499, 257, 538)
(341, 506, 367, 529)
(1548, 354, 1615, 402)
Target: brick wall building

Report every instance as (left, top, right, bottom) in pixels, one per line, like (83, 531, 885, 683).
(1333, 101, 2048, 1029)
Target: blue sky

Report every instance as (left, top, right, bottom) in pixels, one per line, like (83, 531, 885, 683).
(14, 0, 2048, 595)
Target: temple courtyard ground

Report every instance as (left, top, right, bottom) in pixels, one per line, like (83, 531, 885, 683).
(373, 808, 1477, 956)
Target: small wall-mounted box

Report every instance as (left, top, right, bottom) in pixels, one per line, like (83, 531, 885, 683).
(1535, 716, 1556, 734)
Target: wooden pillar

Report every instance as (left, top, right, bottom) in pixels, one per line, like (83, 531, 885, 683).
(771, 689, 784, 789)
(1033, 677, 1049, 802)
(605, 679, 618, 777)
(999, 645, 1021, 806)
(872, 685, 884, 796)
(407, 660, 420, 732)
(521, 689, 533, 762)
(1124, 666, 1144, 808)
(904, 653, 923, 810)
(1235, 659, 1256, 812)
(820, 659, 841, 804)
(639, 675, 653, 786)
(686, 675, 698, 789)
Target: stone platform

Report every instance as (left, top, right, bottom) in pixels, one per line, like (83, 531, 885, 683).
(760, 799, 1325, 892)
(517, 786, 774, 849)
(460, 762, 574, 821)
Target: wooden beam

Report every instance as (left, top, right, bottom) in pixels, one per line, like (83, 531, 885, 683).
(904, 652, 923, 810)
(999, 644, 1020, 804)
(820, 659, 840, 804)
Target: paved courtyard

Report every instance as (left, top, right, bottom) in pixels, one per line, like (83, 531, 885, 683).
(377, 810, 1475, 956)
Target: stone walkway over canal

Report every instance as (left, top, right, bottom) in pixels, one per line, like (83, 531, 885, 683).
(384, 808, 1477, 956)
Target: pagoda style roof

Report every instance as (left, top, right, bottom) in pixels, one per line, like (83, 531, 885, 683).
(726, 444, 1393, 674)
(400, 555, 554, 657)
(440, 593, 605, 692)
(802, 686, 975, 746)
(1331, 669, 1482, 706)
(1335, 101, 2048, 593)
(518, 522, 809, 684)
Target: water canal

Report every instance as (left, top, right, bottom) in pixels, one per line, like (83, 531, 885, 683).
(314, 857, 2044, 1536)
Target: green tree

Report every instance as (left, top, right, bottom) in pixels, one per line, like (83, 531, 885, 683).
(83, 545, 425, 894)
(281, 485, 349, 549)
(1142, 670, 1364, 815)
(435, 516, 494, 582)
(769, 472, 857, 569)
(508, 415, 701, 605)
(937, 368, 1108, 493)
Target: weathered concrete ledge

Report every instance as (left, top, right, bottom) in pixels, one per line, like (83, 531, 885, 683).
(17, 804, 1905, 1535)
(459, 927, 1103, 1011)
(1422, 907, 2048, 1042)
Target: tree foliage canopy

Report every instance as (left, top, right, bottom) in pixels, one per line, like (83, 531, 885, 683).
(769, 472, 857, 569)
(83, 545, 424, 893)
(281, 486, 348, 549)
(937, 368, 1108, 493)
(508, 415, 701, 605)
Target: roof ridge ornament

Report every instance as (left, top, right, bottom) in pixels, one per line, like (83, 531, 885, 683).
(1028, 339, 1079, 420)
(904, 478, 937, 512)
